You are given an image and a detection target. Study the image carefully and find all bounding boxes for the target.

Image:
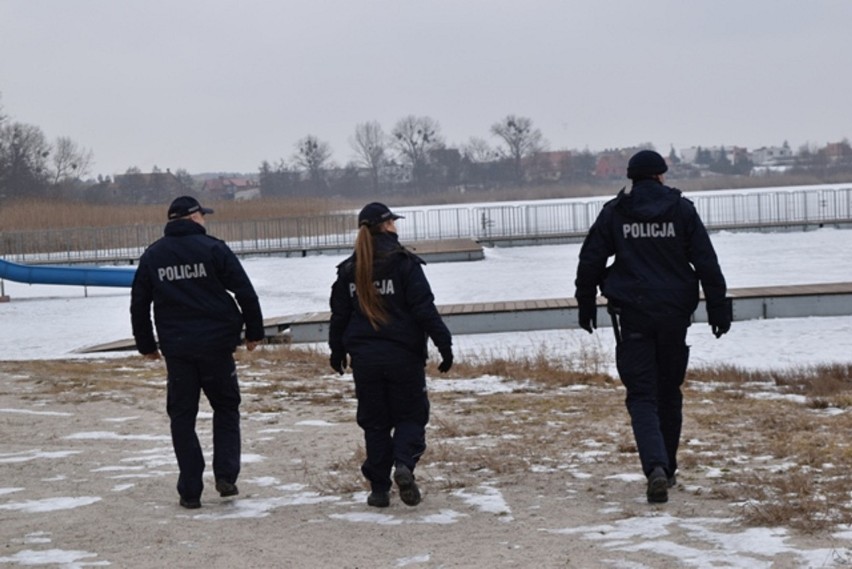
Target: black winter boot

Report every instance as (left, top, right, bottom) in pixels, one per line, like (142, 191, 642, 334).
(647, 466, 668, 504)
(393, 464, 421, 506)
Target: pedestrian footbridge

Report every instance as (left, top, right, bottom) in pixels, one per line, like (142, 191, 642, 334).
(78, 282, 852, 352)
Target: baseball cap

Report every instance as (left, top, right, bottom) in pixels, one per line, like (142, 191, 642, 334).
(167, 196, 214, 220)
(358, 202, 404, 227)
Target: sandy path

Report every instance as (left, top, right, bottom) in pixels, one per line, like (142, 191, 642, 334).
(0, 358, 848, 568)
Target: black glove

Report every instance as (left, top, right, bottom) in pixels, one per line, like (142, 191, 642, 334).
(437, 345, 453, 373)
(329, 351, 347, 375)
(577, 300, 597, 334)
(707, 297, 733, 339)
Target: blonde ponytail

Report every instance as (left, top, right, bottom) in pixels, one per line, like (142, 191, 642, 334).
(354, 224, 389, 330)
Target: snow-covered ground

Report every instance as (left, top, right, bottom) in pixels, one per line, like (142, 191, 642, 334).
(2, 226, 851, 371)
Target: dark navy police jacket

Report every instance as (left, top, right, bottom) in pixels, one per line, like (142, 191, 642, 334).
(574, 179, 727, 321)
(130, 219, 264, 357)
(329, 232, 452, 365)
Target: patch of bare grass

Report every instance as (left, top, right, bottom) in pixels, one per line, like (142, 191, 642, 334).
(770, 363, 852, 398)
(3, 348, 852, 534)
(237, 345, 353, 406)
(687, 364, 771, 385)
(307, 447, 367, 494)
(0, 358, 162, 404)
(684, 367, 852, 532)
(429, 414, 488, 439)
(690, 362, 852, 409)
(446, 338, 612, 387)
(718, 470, 852, 532)
(421, 436, 533, 489)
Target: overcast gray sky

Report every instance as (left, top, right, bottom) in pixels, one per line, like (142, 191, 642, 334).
(1, 1, 850, 177)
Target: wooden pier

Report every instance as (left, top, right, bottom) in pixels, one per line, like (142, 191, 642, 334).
(78, 282, 852, 352)
(14, 238, 484, 267)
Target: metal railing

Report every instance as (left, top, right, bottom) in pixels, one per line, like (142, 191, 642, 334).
(2, 186, 851, 264)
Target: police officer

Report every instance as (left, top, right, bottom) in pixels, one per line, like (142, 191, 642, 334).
(329, 202, 453, 508)
(574, 150, 731, 504)
(131, 195, 264, 509)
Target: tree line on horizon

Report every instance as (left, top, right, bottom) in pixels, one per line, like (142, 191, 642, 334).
(2, 93, 851, 205)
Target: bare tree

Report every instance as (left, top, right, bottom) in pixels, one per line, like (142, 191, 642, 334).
(293, 135, 333, 193)
(460, 137, 501, 186)
(350, 121, 387, 193)
(173, 168, 196, 192)
(51, 136, 94, 186)
(490, 115, 546, 184)
(391, 115, 444, 188)
(0, 122, 51, 198)
(461, 137, 497, 164)
(259, 159, 301, 198)
(117, 166, 145, 204)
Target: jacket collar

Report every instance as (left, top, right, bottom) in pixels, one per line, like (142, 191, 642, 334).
(164, 218, 207, 237)
(373, 231, 401, 253)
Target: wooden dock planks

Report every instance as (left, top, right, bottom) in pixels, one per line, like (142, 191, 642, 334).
(77, 282, 852, 352)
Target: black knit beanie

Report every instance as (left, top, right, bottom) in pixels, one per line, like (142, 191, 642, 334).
(626, 150, 668, 180)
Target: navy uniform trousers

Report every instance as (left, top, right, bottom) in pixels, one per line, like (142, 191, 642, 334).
(614, 309, 690, 478)
(165, 351, 241, 501)
(352, 359, 430, 493)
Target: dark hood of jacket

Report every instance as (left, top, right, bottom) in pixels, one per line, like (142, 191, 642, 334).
(372, 231, 405, 273)
(164, 218, 207, 237)
(615, 179, 682, 222)
(336, 231, 404, 281)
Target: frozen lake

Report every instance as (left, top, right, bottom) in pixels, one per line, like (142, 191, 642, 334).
(2, 225, 852, 371)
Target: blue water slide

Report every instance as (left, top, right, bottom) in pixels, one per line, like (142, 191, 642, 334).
(0, 258, 136, 287)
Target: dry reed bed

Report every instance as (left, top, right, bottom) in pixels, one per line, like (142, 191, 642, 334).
(1, 348, 850, 533)
(1, 176, 833, 258)
(0, 197, 348, 231)
(0, 198, 358, 256)
(0, 172, 825, 232)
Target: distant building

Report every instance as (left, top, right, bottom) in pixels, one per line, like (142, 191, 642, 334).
(594, 151, 630, 179)
(201, 176, 260, 201)
(751, 143, 794, 166)
(680, 147, 700, 164)
(594, 146, 656, 179)
(680, 145, 749, 169)
(680, 146, 730, 164)
(822, 141, 852, 163)
(378, 162, 413, 186)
